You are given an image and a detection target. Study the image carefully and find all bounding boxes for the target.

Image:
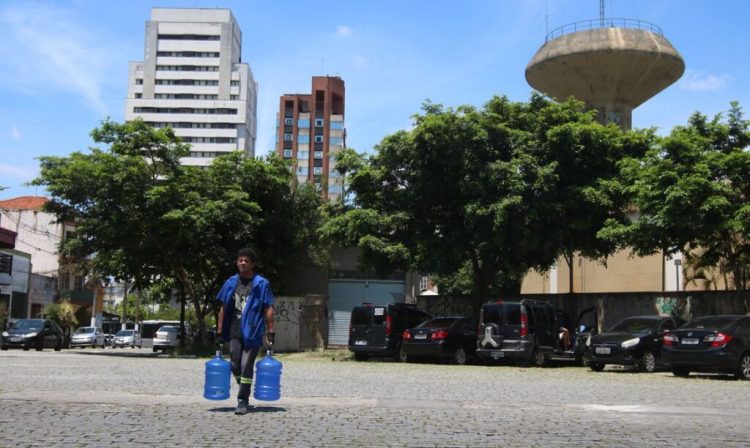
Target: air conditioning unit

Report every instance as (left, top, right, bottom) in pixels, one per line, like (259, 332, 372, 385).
(284, 118, 293, 125)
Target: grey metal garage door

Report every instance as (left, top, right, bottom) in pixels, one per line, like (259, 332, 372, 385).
(327, 279, 406, 346)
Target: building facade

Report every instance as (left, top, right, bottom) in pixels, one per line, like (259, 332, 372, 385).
(275, 76, 346, 202)
(126, 8, 258, 167)
(0, 196, 96, 322)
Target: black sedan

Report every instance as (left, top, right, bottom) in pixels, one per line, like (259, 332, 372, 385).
(661, 314, 750, 379)
(400, 317, 477, 365)
(585, 315, 682, 372)
(1, 318, 64, 351)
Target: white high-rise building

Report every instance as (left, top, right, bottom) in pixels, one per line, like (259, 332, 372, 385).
(125, 8, 258, 166)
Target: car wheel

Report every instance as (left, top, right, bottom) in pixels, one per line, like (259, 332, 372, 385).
(55, 339, 62, 351)
(640, 350, 657, 373)
(35, 340, 44, 351)
(398, 349, 410, 363)
(737, 353, 750, 380)
(589, 362, 605, 372)
(530, 349, 546, 367)
(152, 347, 158, 353)
(672, 367, 690, 377)
(1, 345, 7, 351)
(452, 347, 467, 365)
(353, 353, 368, 362)
(392, 343, 403, 362)
(22, 346, 29, 351)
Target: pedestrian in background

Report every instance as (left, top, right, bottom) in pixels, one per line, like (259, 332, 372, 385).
(216, 247, 275, 415)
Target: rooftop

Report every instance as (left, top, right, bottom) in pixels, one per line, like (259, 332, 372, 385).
(0, 196, 49, 211)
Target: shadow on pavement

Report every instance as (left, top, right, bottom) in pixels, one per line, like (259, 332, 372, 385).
(207, 406, 287, 413)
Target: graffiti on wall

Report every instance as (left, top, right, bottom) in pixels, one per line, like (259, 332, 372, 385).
(654, 296, 691, 321)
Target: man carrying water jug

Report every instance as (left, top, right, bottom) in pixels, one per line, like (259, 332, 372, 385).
(216, 247, 275, 415)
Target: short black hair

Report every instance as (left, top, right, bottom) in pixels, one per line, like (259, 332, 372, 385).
(237, 247, 257, 262)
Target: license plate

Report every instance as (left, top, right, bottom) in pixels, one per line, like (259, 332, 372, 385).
(595, 347, 611, 355)
(415, 334, 427, 340)
(491, 352, 504, 359)
(355, 340, 367, 346)
(10, 337, 20, 342)
(681, 338, 699, 345)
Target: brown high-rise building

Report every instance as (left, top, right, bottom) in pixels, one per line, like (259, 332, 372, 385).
(275, 76, 346, 202)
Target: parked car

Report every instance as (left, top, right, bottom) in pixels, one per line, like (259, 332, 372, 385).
(112, 329, 142, 349)
(401, 316, 478, 365)
(348, 303, 431, 361)
(661, 315, 750, 380)
(70, 326, 106, 348)
(152, 325, 181, 352)
(585, 315, 683, 372)
(476, 299, 597, 367)
(0, 318, 64, 351)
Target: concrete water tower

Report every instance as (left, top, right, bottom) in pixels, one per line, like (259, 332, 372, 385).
(525, 2, 685, 130)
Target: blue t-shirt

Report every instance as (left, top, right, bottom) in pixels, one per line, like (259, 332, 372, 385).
(216, 273, 274, 348)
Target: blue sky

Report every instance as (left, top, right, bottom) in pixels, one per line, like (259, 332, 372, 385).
(1, 0, 748, 199)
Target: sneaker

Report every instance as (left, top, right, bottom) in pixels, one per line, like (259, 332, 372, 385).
(234, 399, 250, 415)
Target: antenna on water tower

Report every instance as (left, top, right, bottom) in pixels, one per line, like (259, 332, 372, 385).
(599, 0, 605, 27)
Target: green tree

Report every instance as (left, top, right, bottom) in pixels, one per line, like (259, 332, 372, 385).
(44, 300, 78, 342)
(602, 102, 750, 289)
(322, 94, 629, 314)
(34, 119, 325, 343)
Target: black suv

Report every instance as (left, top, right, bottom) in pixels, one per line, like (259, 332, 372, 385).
(476, 299, 596, 367)
(1, 318, 65, 351)
(348, 303, 431, 361)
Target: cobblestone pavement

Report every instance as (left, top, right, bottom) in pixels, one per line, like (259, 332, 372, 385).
(1, 349, 749, 447)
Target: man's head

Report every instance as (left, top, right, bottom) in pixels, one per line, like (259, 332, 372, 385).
(236, 247, 257, 278)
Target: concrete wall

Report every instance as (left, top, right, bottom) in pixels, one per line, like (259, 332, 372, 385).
(419, 291, 750, 332)
(273, 295, 327, 352)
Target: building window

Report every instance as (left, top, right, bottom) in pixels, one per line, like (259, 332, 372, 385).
(0, 253, 12, 274)
(328, 185, 343, 194)
(283, 149, 293, 158)
(283, 134, 293, 141)
(330, 137, 344, 146)
(298, 119, 310, 128)
(134, 93, 142, 99)
(297, 151, 309, 159)
(313, 167, 323, 175)
(330, 121, 344, 130)
(419, 275, 429, 291)
(314, 135, 324, 143)
(284, 118, 294, 126)
(297, 166, 309, 176)
(135, 79, 143, 85)
(297, 135, 310, 144)
(314, 151, 323, 159)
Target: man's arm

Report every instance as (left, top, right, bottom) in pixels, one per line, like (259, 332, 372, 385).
(217, 305, 224, 336)
(264, 305, 275, 334)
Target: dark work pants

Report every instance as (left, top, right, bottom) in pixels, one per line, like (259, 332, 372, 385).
(229, 338, 260, 401)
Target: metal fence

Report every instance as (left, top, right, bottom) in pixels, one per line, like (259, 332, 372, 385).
(546, 18, 664, 42)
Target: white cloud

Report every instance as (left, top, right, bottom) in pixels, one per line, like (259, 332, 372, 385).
(10, 125, 21, 140)
(0, 3, 118, 115)
(336, 25, 353, 37)
(0, 163, 38, 181)
(679, 70, 732, 92)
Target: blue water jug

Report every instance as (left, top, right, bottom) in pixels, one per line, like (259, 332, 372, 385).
(253, 350, 282, 401)
(204, 349, 231, 400)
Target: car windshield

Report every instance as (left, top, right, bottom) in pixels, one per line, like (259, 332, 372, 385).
(417, 318, 457, 329)
(11, 319, 44, 331)
(159, 326, 178, 333)
(350, 307, 372, 325)
(610, 318, 659, 333)
(74, 327, 95, 334)
(482, 304, 521, 325)
(683, 316, 738, 330)
(116, 330, 133, 336)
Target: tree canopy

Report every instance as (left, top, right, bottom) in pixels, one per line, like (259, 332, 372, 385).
(602, 102, 750, 289)
(33, 119, 324, 341)
(322, 94, 638, 314)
